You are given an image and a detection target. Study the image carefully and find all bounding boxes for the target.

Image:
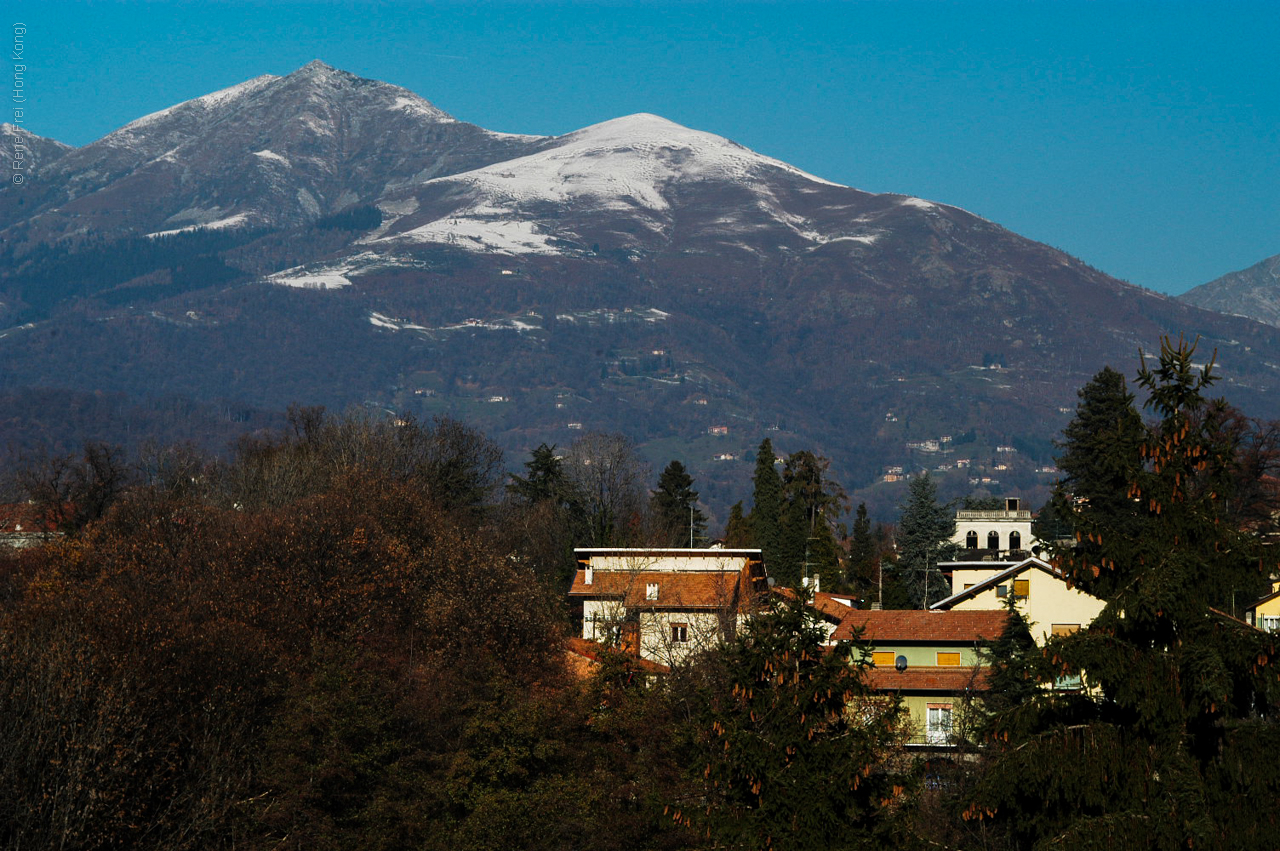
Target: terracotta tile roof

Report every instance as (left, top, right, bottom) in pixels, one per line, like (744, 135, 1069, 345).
(569, 568, 761, 611)
(813, 592, 858, 621)
(832, 609, 1009, 643)
(770, 587, 858, 622)
(0, 503, 60, 535)
(564, 637, 670, 675)
(865, 665, 990, 692)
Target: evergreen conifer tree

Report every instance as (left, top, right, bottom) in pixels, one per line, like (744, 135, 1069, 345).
(684, 596, 908, 850)
(749, 438, 784, 575)
(894, 473, 957, 608)
(650, 460, 708, 546)
(847, 503, 876, 594)
(777, 450, 845, 591)
(1048, 365, 1146, 590)
(968, 337, 1280, 849)
(723, 501, 754, 548)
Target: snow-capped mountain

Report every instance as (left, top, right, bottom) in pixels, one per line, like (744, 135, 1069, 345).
(1180, 253, 1280, 328)
(4, 61, 1280, 514)
(0, 61, 545, 242)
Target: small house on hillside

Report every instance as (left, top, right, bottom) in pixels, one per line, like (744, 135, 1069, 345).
(832, 609, 1009, 747)
(568, 547, 767, 667)
(0, 503, 61, 549)
(931, 556, 1105, 645)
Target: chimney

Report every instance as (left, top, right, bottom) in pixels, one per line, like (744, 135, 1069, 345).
(584, 564, 593, 586)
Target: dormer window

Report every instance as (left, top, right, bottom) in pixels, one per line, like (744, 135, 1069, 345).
(646, 582, 659, 601)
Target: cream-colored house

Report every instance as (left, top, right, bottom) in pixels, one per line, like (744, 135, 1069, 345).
(951, 498, 1038, 557)
(568, 547, 767, 667)
(931, 556, 1104, 645)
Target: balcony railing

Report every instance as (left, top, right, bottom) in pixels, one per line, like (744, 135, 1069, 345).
(955, 509, 1033, 520)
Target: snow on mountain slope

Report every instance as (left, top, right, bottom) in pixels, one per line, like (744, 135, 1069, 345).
(1, 61, 545, 242)
(371, 113, 852, 257)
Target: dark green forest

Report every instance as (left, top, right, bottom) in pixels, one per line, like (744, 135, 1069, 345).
(2, 337, 1280, 849)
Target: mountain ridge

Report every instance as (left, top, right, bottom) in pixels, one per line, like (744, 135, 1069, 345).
(3, 61, 1280, 521)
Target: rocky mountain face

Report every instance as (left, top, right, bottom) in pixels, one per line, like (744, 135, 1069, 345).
(0, 61, 544, 246)
(1180, 253, 1280, 328)
(3, 61, 1280, 520)
(2, 124, 74, 180)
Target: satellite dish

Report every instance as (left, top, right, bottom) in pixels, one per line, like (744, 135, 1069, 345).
(895, 655, 908, 673)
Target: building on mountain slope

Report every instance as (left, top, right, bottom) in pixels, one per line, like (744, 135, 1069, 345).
(567, 547, 768, 667)
(0, 502, 62, 549)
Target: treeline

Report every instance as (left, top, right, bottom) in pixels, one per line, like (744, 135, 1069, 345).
(3, 336, 1280, 849)
(0, 409, 915, 849)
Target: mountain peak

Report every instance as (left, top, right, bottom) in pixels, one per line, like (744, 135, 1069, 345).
(298, 59, 336, 74)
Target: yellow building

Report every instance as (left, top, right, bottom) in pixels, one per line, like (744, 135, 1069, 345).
(1245, 582, 1280, 633)
(932, 556, 1105, 645)
(831, 609, 1008, 748)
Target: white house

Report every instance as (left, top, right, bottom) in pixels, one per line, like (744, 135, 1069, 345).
(951, 497, 1038, 557)
(568, 547, 768, 667)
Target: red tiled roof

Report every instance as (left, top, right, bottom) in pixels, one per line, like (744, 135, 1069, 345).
(813, 592, 858, 621)
(865, 665, 990, 692)
(564, 637, 669, 675)
(568, 568, 762, 611)
(0, 503, 60, 535)
(832, 609, 1009, 643)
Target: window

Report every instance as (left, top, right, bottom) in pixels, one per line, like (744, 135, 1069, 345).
(872, 651, 896, 667)
(963, 583, 974, 590)
(646, 583, 659, 601)
(987, 531, 1000, 549)
(1051, 623, 1080, 636)
(1012, 579, 1029, 599)
(936, 651, 961, 666)
(926, 703, 953, 744)
(996, 584, 1007, 598)
(671, 623, 689, 643)
(965, 530, 978, 549)
(1261, 615, 1280, 633)
(1009, 531, 1022, 550)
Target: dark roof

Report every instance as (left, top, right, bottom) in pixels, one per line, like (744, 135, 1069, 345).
(832, 609, 1009, 643)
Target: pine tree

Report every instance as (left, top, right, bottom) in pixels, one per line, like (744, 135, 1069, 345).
(650, 460, 708, 546)
(683, 596, 908, 850)
(976, 596, 1045, 741)
(1048, 365, 1146, 591)
(894, 473, 957, 608)
(749, 438, 784, 575)
(776, 450, 845, 591)
(847, 503, 876, 594)
(968, 337, 1280, 849)
(723, 501, 754, 547)
(508, 443, 572, 506)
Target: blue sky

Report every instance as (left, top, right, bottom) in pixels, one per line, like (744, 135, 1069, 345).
(18, 0, 1279, 294)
